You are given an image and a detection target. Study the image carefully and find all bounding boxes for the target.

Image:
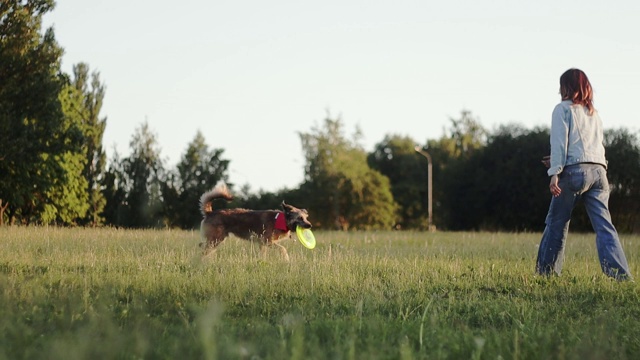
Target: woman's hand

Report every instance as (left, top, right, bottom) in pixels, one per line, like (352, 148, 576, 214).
(549, 174, 561, 197)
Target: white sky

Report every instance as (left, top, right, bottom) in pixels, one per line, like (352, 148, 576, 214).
(43, 0, 640, 193)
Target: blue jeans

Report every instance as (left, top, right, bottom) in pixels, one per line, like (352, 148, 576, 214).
(536, 163, 632, 280)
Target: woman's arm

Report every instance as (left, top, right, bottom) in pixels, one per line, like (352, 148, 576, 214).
(547, 103, 569, 177)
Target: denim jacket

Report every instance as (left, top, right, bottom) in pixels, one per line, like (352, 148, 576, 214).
(547, 100, 607, 176)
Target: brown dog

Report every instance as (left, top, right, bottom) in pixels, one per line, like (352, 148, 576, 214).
(199, 182, 312, 260)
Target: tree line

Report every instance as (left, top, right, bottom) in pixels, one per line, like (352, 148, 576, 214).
(2, 1, 639, 232)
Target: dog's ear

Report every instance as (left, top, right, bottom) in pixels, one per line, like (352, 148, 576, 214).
(282, 201, 297, 214)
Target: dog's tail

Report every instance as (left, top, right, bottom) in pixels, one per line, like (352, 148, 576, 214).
(200, 181, 233, 216)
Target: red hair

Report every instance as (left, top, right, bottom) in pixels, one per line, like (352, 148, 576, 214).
(560, 68, 594, 114)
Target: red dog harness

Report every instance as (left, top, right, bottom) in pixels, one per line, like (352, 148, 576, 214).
(274, 212, 288, 231)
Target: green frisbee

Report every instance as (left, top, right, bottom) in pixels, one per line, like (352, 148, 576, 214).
(296, 226, 316, 249)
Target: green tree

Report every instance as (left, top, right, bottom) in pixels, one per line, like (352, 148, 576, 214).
(442, 125, 550, 231)
(68, 63, 107, 226)
(0, 0, 88, 225)
(162, 130, 231, 229)
(45, 82, 90, 224)
(119, 122, 165, 228)
(423, 121, 640, 233)
(601, 128, 640, 232)
(368, 135, 429, 229)
(102, 148, 128, 227)
(448, 109, 486, 158)
(409, 111, 486, 230)
(299, 114, 398, 230)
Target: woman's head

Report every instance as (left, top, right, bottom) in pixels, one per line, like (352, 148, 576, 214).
(560, 68, 594, 114)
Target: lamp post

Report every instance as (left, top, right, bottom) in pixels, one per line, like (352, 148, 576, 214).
(415, 146, 434, 231)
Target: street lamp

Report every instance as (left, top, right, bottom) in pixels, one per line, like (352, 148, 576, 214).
(415, 146, 434, 231)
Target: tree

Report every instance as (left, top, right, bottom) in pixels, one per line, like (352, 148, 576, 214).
(44, 82, 91, 224)
(68, 63, 107, 226)
(0, 0, 88, 225)
(162, 130, 231, 229)
(102, 148, 128, 227)
(119, 122, 165, 228)
(441, 125, 550, 231)
(368, 135, 429, 229)
(447, 109, 487, 158)
(602, 128, 640, 232)
(407, 111, 486, 230)
(299, 114, 398, 230)
(428, 123, 640, 233)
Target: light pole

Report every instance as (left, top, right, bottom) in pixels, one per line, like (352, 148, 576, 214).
(415, 146, 434, 231)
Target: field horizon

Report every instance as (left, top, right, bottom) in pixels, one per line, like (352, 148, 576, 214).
(1, 227, 638, 359)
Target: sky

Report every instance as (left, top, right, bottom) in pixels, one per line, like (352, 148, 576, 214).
(43, 0, 640, 193)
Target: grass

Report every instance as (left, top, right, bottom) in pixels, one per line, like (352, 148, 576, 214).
(0, 227, 638, 359)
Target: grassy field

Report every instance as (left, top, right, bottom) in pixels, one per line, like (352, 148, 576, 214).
(0, 227, 638, 359)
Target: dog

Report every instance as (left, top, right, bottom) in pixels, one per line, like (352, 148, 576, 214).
(199, 182, 312, 260)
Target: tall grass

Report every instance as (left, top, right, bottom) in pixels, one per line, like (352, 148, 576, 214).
(0, 227, 638, 359)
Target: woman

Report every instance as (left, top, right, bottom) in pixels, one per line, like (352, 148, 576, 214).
(536, 68, 632, 280)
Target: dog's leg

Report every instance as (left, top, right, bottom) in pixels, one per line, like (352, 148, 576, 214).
(199, 221, 209, 251)
(201, 222, 226, 258)
(202, 243, 217, 257)
(202, 235, 226, 258)
(273, 242, 290, 262)
(260, 243, 269, 260)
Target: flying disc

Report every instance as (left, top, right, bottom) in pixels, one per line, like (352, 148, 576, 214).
(296, 226, 316, 249)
